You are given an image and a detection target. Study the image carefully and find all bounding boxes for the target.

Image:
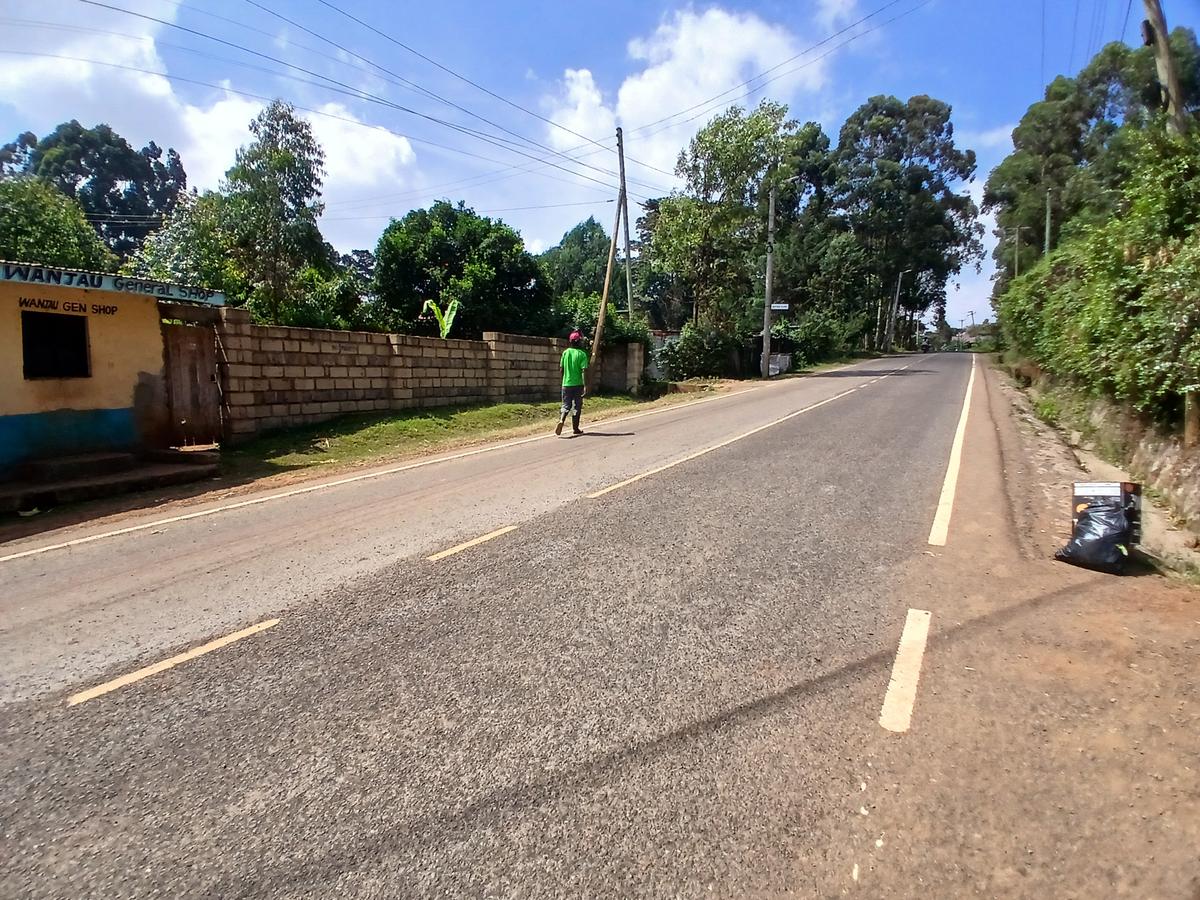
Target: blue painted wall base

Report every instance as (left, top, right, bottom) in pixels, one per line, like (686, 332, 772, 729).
(0, 408, 138, 474)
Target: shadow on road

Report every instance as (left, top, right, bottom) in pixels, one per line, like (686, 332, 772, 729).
(244, 574, 1103, 895)
(575, 431, 636, 438)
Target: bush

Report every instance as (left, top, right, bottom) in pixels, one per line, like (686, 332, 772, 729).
(772, 308, 857, 367)
(556, 291, 652, 354)
(996, 126, 1200, 426)
(655, 323, 740, 379)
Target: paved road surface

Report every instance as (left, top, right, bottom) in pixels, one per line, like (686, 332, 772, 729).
(2, 353, 1196, 898)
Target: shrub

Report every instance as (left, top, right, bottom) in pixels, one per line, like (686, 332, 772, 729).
(655, 323, 740, 379)
(996, 126, 1200, 426)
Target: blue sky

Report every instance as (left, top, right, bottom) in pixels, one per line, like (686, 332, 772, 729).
(2, 0, 1197, 324)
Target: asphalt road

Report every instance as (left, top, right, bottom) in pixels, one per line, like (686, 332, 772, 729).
(5, 352, 1192, 897)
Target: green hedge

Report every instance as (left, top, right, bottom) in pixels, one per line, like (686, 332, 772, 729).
(997, 127, 1200, 425)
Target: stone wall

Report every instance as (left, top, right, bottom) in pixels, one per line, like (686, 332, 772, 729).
(216, 309, 643, 442)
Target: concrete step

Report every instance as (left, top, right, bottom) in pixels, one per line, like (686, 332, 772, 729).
(0, 462, 220, 515)
(25, 452, 138, 482)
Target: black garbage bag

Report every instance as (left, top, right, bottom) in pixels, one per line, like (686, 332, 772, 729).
(1055, 502, 1132, 574)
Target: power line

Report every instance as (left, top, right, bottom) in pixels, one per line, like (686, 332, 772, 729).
(322, 198, 615, 223)
(1069, 0, 1081, 71)
(0, 48, 643, 203)
(637, 0, 936, 142)
(312, 0, 677, 180)
(6, 16, 643, 206)
(240, 0, 670, 193)
(1121, 0, 1134, 42)
(626, 0, 911, 138)
(73, 1, 654, 198)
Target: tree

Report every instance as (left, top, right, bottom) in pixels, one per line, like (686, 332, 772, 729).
(0, 177, 115, 270)
(984, 29, 1200, 287)
(652, 100, 797, 336)
(374, 200, 554, 338)
(833, 94, 982, 342)
(540, 216, 611, 299)
(634, 198, 693, 331)
(124, 191, 247, 300)
(223, 99, 326, 322)
(1, 121, 187, 257)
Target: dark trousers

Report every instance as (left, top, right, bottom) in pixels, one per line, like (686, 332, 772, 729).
(560, 385, 584, 419)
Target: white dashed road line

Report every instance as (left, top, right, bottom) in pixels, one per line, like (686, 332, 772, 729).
(879, 608, 932, 733)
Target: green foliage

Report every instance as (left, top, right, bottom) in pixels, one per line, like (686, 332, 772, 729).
(224, 99, 327, 322)
(0, 177, 115, 269)
(2, 120, 186, 257)
(124, 191, 248, 300)
(984, 28, 1200, 286)
(650, 101, 793, 336)
(773, 308, 861, 366)
(555, 291, 651, 352)
(1033, 394, 1061, 425)
(421, 297, 460, 339)
(374, 200, 553, 337)
(539, 216, 611, 299)
(996, 127, 1200, 423)
(641, 93, 980, 357)
(655, 324, 741, 379)
(279, 265, 372, 330)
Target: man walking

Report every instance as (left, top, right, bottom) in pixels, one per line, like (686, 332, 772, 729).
(556, 331, 588, 436)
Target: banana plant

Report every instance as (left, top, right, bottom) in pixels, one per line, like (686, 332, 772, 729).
(421, 298, 460, 339)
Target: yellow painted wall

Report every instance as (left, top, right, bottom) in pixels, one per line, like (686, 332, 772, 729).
(0, 281, 165, 417)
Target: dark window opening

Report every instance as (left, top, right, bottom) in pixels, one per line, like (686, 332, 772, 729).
(22, 311, 91, 379)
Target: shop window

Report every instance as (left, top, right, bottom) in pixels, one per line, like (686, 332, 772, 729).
(22, 311, 91, 379)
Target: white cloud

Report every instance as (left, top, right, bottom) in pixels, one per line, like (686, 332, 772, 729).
(815, 0, 860, 31)
(0, 1, 418, 252)
(543, 8, 832, 187)
(959, 123, 1016, 152)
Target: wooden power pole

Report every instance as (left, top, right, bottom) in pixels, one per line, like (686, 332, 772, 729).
(1142, 0, 1188, 136)
(590, 134, 625, 386)
(615, 127, 635, 320)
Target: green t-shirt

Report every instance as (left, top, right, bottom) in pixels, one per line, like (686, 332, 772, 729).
(561, 347, 588, 387)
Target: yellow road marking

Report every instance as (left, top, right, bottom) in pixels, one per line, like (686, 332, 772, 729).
(878, 608, 932, 733)
(66, 618, 280, 706)
(927, 354, 976, 546)
(0, 359, 882, 567)
(426, 525, 518, 561)
(0, 381, 792, 567)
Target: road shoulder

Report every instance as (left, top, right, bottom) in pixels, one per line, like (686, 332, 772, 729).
(828, 357, 1200, 897)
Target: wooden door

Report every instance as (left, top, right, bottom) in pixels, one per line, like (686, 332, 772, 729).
(162, 323, 221, 445)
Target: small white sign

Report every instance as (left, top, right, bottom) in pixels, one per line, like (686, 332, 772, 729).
(770, 303, 789, 311)
(1074, 482, 1122, 496)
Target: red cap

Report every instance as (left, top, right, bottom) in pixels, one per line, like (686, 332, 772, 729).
(569, 331, 583, 342)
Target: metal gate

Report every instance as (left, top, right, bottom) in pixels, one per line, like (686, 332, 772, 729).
(162, 322, 221, 445)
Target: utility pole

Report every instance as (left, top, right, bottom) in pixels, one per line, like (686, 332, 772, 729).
(615, 127, 635, 320)
(1044, 189, 1052, 255)
(762, 177, 777, 378)
(1143, 0, 1196, 446)
(885, 268, 911, 352)
(1012, 224, 1027, 278)
(968, 310, 976, 328)
(590, 172, 624, 387)
(1142, 0, 1188, 136)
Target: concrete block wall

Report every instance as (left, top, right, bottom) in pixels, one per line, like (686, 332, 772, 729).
(216, 309, 643, 442)
(217, 309, 393, 439)
(483, 331, 568, 403)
